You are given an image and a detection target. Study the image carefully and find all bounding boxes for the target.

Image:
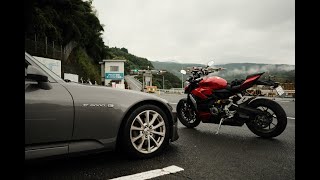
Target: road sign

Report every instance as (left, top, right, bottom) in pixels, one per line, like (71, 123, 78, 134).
(105, 73, 124, 80)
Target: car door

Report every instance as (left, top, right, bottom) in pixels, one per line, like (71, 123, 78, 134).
(25, 55, 74, 148)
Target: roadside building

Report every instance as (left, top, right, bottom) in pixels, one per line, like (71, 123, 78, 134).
(100, 59, 126, 89)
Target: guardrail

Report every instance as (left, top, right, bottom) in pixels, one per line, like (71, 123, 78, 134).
(155, 88, 295, 97)
(260, 89, 295, 97)
(157, 88, 184, 94)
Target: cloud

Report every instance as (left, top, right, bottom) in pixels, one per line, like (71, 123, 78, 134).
(216, 64, 294, 78)
(92, 0, 295, 65)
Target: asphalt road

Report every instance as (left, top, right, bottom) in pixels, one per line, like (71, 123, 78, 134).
(125, 75, 142, 91)
(25, 94, 295, 180)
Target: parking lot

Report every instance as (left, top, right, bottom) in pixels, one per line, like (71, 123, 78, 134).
(25, 94, 295, 180)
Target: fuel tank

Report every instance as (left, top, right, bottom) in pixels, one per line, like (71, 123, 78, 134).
(199, 76, 227, 90)
(192, 76, 228, 100)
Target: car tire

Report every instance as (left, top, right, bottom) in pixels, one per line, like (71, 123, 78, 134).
(121, 104, 170, 159)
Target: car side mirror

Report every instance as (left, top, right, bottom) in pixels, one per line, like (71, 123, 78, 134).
(26, 66, 52, 90)
(26, 66, 49, 82)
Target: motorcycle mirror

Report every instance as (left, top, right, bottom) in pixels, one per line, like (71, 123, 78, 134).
(180, 70, 187, 75)
(207, 61, 214, 67)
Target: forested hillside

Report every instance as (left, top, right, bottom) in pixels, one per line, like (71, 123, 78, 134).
(25, 0, 109, 83)
(213, 63, 295, 83)
(24, 0, 170, 85)
(107, 47, 154, 75)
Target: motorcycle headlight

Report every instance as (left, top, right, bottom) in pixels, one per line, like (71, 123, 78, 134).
(184, 81, 190, 88)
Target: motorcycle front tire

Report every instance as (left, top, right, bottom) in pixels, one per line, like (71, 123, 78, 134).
(176, 98, 201, 128)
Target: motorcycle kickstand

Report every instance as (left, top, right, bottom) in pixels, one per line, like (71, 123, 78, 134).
(216, 118, 225, 135)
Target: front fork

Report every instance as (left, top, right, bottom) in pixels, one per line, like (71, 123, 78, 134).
(187, 93, 198, 112)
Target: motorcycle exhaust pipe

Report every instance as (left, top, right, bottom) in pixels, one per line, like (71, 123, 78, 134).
(234, 104, 262, 116)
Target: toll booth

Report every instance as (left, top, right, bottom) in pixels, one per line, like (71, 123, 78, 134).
(99, 59, 126, 88)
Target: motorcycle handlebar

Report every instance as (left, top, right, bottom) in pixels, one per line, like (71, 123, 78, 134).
(187, 66, 225, 83)
(195, 77, 203, 82)
(187, 77, 202, 84)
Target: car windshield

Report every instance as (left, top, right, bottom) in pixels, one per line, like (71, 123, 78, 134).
(25, 52, 64, 83)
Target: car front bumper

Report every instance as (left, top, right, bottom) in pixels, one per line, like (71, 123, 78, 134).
(170, 112, 179, 142)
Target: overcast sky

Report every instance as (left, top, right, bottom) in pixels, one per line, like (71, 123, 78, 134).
(92, 0, 295, 65)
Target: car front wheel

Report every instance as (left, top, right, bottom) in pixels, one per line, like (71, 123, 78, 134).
(122, 104, 170, 159)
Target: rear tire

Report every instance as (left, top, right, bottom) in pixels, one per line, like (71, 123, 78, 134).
(176, 98, 201, 128)
(246, 99, 287, 138)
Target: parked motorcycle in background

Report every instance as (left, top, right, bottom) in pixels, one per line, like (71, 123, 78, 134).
(176, 61, 287, 138)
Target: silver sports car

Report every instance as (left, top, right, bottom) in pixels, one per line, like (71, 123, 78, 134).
(25, 52, 179, 159)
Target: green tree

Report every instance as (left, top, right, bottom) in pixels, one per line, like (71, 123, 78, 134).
(120, 48, 128, 53)
(26, 0, 108, 63)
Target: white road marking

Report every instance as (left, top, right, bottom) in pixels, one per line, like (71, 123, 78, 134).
(109, 165, 184, 180)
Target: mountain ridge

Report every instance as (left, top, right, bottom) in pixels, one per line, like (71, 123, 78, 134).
(151, 61, 295, 83)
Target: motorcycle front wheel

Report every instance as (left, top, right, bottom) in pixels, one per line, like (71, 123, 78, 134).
(176, 98, 201, 128)
(246, 98, 287, 138)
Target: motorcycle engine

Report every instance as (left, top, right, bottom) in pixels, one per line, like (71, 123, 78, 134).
(209, 106, 219, 116)
(209, 99, 231, 116)
(209, 99, 226, 115)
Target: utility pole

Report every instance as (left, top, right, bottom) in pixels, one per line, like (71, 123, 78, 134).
(162, 75, 164, 89)
(181, 65, 184, 89)
(142, 74, 145, 92)
(181, 73, 183, 89)
(156, 71, 166, 89)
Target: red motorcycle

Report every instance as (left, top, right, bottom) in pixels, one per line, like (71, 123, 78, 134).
(176, 61, 287, 138)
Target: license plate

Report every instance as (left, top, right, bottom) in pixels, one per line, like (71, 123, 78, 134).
(275, 86, 285, 96)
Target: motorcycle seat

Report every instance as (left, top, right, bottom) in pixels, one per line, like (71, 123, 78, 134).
(214, 84, 240, 93)
(226, 84, 241, 92)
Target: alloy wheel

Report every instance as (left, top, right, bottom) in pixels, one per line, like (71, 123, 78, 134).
(130, 110, 166, 154)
